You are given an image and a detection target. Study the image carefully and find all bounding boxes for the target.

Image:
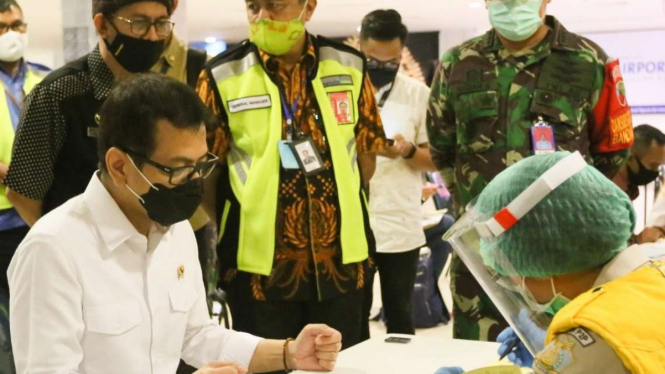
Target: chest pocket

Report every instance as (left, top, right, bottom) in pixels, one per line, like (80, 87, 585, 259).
(453, 90, 498, 154)
(85, 300, 142, 335)
(530, 89, 586, 148)
(169, 279, 198, 313)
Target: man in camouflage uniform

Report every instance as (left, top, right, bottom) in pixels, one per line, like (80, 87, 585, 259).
(427, 0, 634, 341)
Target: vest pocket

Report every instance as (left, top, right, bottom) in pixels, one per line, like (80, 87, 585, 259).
(454, 91, 498, 154)
(530, 89, 585, 147)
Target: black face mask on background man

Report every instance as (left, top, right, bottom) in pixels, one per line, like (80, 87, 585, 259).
(628, 157, 660, 186)
(104, 23, 165, 73)
(368, 68, 398, 89)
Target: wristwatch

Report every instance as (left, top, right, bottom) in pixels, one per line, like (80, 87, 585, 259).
(403, 143, 417, 159)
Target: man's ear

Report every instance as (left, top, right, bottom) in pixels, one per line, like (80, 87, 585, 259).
(93, 13, 113, 40)
(302, 0, 317, 23)
(106, 147, 130, 188)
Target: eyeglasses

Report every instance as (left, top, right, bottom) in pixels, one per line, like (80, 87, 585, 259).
(122, 148, 219, 186)
(0, 21, 27, 35)
(366, 58, 400, 71)
(112, 16, 175, 38)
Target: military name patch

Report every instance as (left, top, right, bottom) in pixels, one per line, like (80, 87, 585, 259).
(321, 75, 353, 87)
(569, 328, 595, 347)
(228, 95, 272, 113)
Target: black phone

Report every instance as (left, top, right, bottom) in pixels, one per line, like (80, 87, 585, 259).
(385, 337, 411, 344)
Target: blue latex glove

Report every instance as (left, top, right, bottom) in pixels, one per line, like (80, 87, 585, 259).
(434, 367, 465, 374)
(496, 309, 547, 368)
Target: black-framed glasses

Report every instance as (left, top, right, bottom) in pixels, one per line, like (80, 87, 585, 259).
(122, 148, 219, 186)
(0, 21, 27, 35)
(113, 16, 175, 38)
(366, 58, 400, 71)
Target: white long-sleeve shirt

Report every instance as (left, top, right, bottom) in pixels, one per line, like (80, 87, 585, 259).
(8, 174, 262, 373)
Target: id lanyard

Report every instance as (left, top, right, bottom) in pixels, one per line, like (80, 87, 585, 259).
(280, 89, 303, 141)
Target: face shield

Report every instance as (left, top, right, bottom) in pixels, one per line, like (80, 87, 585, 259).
(444, 151, 588, 355)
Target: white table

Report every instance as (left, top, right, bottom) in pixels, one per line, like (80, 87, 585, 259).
(295, 334, 501, 374)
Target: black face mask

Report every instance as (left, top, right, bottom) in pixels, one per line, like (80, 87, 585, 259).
(128, 177, 204, 227)
(368, 68, 398, 89)
(104, 23, 165, 73)
(628, 157, 660, 186)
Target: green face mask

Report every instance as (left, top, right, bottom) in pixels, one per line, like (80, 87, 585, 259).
(488, 0, 543, 42)
(249, 1, 308, 56)
(521, 277, 571, 316)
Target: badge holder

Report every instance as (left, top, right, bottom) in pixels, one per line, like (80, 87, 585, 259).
(289, 137, 326, 177)
(531, 116, 556, 155)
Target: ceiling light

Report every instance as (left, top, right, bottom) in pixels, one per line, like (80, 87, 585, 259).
(469, 2, 482, 8)
(205, 37, 217, 44)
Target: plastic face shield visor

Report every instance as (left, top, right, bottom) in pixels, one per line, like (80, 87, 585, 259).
(444, 152, 588, 355)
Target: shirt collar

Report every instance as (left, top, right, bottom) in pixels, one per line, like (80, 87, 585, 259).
(593, 245, 652, 287)
(83, 173, 167, 253)
(158, 33, 188, 69)
(0, 58, 26, 85)
(88, 46, 115, 101)
(482, 16, 568, 55)
(258, 33, 317, 76)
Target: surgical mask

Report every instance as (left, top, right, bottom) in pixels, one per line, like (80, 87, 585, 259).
(125, 157, 204, 227)
(249, 0, 308, 56)
(0, 31, 27, 62)
(520, 277, 571, 316)
(488, 0, 544, 42)
(368, 69, 398, 89)
(627, 157, 660, 186)
(104, 22, 165, 73)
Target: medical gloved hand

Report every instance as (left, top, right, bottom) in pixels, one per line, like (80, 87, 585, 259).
(497, 327, 533, 368)
(433, 367, 465, 374)
(496, 309, 548, 368)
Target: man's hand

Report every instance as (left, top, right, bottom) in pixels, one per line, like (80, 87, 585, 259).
(637, 227, 665, 244)
(0, 162, 7, 183)
(288, 324, 342, 372)
(194, 361, 247, 374)
(379, 134, 413, 160)
(422, 183, 438, 201)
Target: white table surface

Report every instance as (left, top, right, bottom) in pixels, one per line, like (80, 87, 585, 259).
(295, 334, 501, 374)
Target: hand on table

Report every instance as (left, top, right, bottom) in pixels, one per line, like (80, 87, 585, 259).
(194, 361, 247, 374)
(379, 134, 413, 160)
(434, 367, 464, 374)
(288, 324, 342, 372)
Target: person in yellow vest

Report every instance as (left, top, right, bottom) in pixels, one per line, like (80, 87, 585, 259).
(436, 151, 663, 374)
(197, 0, 387, 350)
(0, 0, 49, 296)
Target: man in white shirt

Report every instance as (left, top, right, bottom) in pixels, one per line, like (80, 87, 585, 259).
(8, 75, 341, 374)
(360, 9, 438, 335)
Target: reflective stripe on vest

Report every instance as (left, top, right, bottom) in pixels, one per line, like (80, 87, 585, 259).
(546, 260, 665, 373)
(0, 68, 43, 210)
(212, 44, 368, 275)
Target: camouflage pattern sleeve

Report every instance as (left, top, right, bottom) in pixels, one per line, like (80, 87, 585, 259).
(587, 55, 634, 179)
(427, 51, 458, 192)
(534, 328, 629, 374)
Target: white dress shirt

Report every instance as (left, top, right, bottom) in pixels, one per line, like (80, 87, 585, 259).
(8, 174, 262, 374)
(369, 73, 430, 253)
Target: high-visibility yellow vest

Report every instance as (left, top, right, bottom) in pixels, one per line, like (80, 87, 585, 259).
(0, 68, 44, 210)
(210, 38, 369, 275)
(547, 260, 665, 373)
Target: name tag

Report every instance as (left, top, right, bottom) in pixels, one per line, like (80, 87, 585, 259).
(321, 75, 353, 87)
(228, 95, 272, 113)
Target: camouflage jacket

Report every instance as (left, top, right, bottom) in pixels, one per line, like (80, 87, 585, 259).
(428, 16, 634, 216)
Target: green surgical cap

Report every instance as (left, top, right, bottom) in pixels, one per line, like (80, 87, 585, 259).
(476, 152, 636, 278)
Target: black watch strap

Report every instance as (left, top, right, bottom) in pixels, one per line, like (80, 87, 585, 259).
(403, 143, 417, 159)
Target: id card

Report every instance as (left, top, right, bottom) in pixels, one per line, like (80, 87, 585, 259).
(278, 140, 300, 170)
(531, 120, 555, 154)
(328, 91, 355, 125)
(289, 137, 326, 176)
